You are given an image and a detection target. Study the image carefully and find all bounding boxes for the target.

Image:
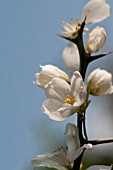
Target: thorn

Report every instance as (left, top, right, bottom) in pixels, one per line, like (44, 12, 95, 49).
(82, 15, 87, 24)
(89, 51, 113, 62)
(56, 34, 65, 38)
(81, 15, 87, 26)
(57, 34, 71, 42)
(103, 51, 113, 55)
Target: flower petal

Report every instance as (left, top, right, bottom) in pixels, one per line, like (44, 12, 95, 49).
(65, 123, 80, 163)
(82, 0, 110, 25)
(62, 42, 80, 74)
(34, 64, 69, 88)
(73, 143, 93, 161)
(45, 78, 71, 102)
(32, 152, 68, 170)
(71, 71, 85, 97)
(62, 21, 75, 33)
(86, 165, 112, 170)
(74, 86, 87, 107)
(33, 72, 52, 88)
(40, 65, 69, 82)
(42, 99, 75, 121)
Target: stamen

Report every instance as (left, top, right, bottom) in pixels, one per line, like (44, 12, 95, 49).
(64, 95, 75, 105)
(54, 146, 64, 153)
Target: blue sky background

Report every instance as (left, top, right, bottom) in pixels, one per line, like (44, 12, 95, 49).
(0, 0, 113, 170)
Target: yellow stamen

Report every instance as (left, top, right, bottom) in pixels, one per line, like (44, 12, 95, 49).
(64, 95, 75, 105)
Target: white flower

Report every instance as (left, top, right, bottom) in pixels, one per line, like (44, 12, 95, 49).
(33, 65, 69, 88)
(62, 42, 80, 74)
(87, 68, 113, 96)
(62, 18, 88, 39)
(32, 123, 93, 170)
(42, 71, 87, 121)
(86, 26, 106, 53)
(82, 0, 110, 25)
(87, 165, 113, 170)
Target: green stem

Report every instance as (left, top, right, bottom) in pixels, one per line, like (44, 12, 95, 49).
(87, 138, 113, 145)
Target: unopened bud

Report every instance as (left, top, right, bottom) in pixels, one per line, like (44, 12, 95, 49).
(87, 68, 113, 96)
(86, 26, 106, 53)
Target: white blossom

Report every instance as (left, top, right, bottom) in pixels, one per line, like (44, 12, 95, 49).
(42, 71, 87, 121)
(62, 18, 88, 39)
(32, 123, 93, 170)
(82, 0, 110, 25)
(86, 26, 106, 53)
(33, 65, 69, 88)
(87, 68, 113, 96)
(62, 42, 80, 74)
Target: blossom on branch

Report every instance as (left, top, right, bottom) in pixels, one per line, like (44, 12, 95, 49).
(42, 71, 87, 121)
(33, 64, 69, 88)
(61, 18, 88, 39)
(87, 68, 113, 96)
(86, 26, 106, 53)
(32, 123, 93, 170)
(60, 0, 110, 74)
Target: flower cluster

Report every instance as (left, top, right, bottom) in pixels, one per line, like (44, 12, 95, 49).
(33, 0, 113, 170)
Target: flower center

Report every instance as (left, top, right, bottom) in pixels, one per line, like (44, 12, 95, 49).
(64, 95, 75, 105)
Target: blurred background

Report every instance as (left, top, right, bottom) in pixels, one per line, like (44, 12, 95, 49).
(0, 0, 113, 170)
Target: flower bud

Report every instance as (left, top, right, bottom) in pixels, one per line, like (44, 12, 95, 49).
(33, 65, 69, 88)
(86, 26, 106, 53)
(87, 68, 113, 96)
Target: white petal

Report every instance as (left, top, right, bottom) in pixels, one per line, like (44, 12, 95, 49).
(71, 71, 84, 97)
(49, 151, 69, 166)
(34, 72, 52, 88)
(40, 65, 69, 82)
(62, 42, 80, 74)
(82, 0, 110, 25)
(73, 143, 93, 161)
(73, 86, 87, 107)
(88, 68, 100, 83)
(62, 21, 75, 33)
(65, 123, 80, 163)
(42, 99, 75, 121)
(32, 152, 68, 170)
(34, 65, 69, 88)
(95, 82, 113, 95)
(45, 78, 71, 102)
(87, 165, 112, 170)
